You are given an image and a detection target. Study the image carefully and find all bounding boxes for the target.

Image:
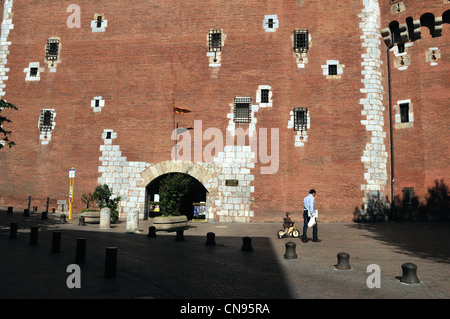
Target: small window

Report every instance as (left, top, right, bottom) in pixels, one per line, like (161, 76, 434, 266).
(400, 103, 409, 123)
(293, 29, 309, 53)
(328, 64, 337, 75)
(260, 89, 269, 103)
(46, 39, 60, 61)
(106, 132, 112, 139)
(293, 107, 308, 132)
(29, 67, 38, 77)
(233, 97, 252, 123)
(268, 18, 274, 28)
(402, 187, 414, 204)
(96, 16, 103, 28)
(209, 30, 222, 52)
(39, 110, 54, 132)
(95, 99, 100, 107)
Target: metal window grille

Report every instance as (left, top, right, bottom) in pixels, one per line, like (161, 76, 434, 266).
(39, 110, 53, 132)
(45, 39, 60, 61)
(293, 29, 308, 53)
(30, 67, 38, 77)
(400, 103, 409, 123)
(328, 64, 338, 75)
(233, 97, 252, 123)
(293, 107, 308, 132)
(260, 89, 269, 103)
(209, 30, 222, 52)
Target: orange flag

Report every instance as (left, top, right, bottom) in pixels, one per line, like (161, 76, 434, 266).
(173, 96, 192, 114)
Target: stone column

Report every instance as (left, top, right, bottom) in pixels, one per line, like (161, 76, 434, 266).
(126, 210, 139, 233)
(100, 207, 111, 229)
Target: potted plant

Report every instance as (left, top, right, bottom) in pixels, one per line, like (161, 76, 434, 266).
(153, 173, 193, 231)
(81, 184, 121, 223)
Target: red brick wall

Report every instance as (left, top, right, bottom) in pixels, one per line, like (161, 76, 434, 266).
(0, 1, 448, 222)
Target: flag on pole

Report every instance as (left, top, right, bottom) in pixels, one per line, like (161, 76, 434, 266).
(172, 95, 192, 114)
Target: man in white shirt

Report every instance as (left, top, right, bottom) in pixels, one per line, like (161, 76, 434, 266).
(302, 189, 321, 243)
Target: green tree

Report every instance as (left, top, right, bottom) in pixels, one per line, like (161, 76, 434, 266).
(93, 184, 121, 223)
(0, 99, 18, 149)
(159, 173, 193, 216)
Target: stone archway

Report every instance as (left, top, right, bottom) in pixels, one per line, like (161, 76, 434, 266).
(137, 160, 217, 220)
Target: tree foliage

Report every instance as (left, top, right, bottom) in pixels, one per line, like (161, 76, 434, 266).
(0, 99, 18, 149)
(159, 173, 193, 217)
(92, 184, 121, 222)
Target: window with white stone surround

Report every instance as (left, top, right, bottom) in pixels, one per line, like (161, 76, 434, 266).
(91, 14, 107, 32)
(263, 15, 279, 32)
(256, 85, 272, 108)
(292, 29, 311, 68)
(394, 99, 414, 129)
(322, 60, 345, 79)
(24, 62, 44, 81)
(38, 109, 55, 144)
(45, 37, 61, 71)
(91, 96, 105, 112)
(206, 29, 225, 67)
(102, 129, 117, 145)
(288, 108, 310, 147)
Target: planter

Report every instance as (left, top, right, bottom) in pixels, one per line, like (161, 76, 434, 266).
(153, 215, 188, 231)
(81, 210, 100, 224)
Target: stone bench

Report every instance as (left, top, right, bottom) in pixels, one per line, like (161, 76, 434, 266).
(80, 211, 100, 224)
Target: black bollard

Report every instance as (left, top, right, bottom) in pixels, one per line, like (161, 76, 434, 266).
(29, 227, 39, 245)
(175, 229, 185, 241)
(104, 247, 117, 278)
(51, 232, 61, 253)
(334, 252, 351, 270)
(41, 211, 48, 220)
(60, 214, 66, 224)
(7, 206, 13, 214)
(9, 222, 18, 239)
(399, 262, 420, 284)
(75, 238, 86, 264)
(241, 237, 253, 252)
(78, 216, 85, 226)
(205, 232, 216, 246)
(147, 226, 156, 238)
(23, 209, 30, 217)
(284, 242, 298, 259)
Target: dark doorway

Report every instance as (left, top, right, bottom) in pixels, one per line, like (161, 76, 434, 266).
(145, 173, 208, 220)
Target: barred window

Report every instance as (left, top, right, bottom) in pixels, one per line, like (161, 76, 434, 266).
(293, 29, 309, 53)
(45, 39, 60, 62)
(260, 89, 269, 103)
(400, 103, 409, 123)
(209, 29, 222, 52)
(233, 97, 252, 123)
(29, 67, 38, 77)
(39, 110, 54, 132)
(96, 16, 103, 28)
(293, 107, 308, 132)
(328, 64, 337, 75)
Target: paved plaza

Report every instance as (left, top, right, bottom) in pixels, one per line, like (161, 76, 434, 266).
(0, 210, 449, 305)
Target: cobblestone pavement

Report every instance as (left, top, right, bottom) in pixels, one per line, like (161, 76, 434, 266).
(0, 210, 449, 307)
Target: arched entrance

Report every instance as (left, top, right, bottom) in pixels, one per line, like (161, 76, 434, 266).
(146, 173, 208, 220)
(137, 160, 214, 220)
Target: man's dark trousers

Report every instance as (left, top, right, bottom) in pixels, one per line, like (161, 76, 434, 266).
(302, 210, 318, 241)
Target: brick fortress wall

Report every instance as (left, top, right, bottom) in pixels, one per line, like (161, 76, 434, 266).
(0, 1, 448, 222)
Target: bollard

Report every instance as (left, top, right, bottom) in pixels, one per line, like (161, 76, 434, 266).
(205, 232, 216, 246)
(29, 227, 39, 245)
(23, 209, 30, 217)
(78, 216, 85, 226)
(241, 237, 253, 252)
(51, 232, 61, 253)
(175, 229, 185, 241)
(9, 222, 18, 239)
(75, 238, 86, 264)
(41, 211, 48, 220)
(100, 207, 111, 229)
(284, 242, 298, 259)
(104, 247, 117, 278)
(399, 262, 420, 284)
(334, 252, 351, 270)
(147, 226, 156, 238)
(7, 206, 13, 214)
(126, 210, 139, 233)
(60, 214, 66, 224)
